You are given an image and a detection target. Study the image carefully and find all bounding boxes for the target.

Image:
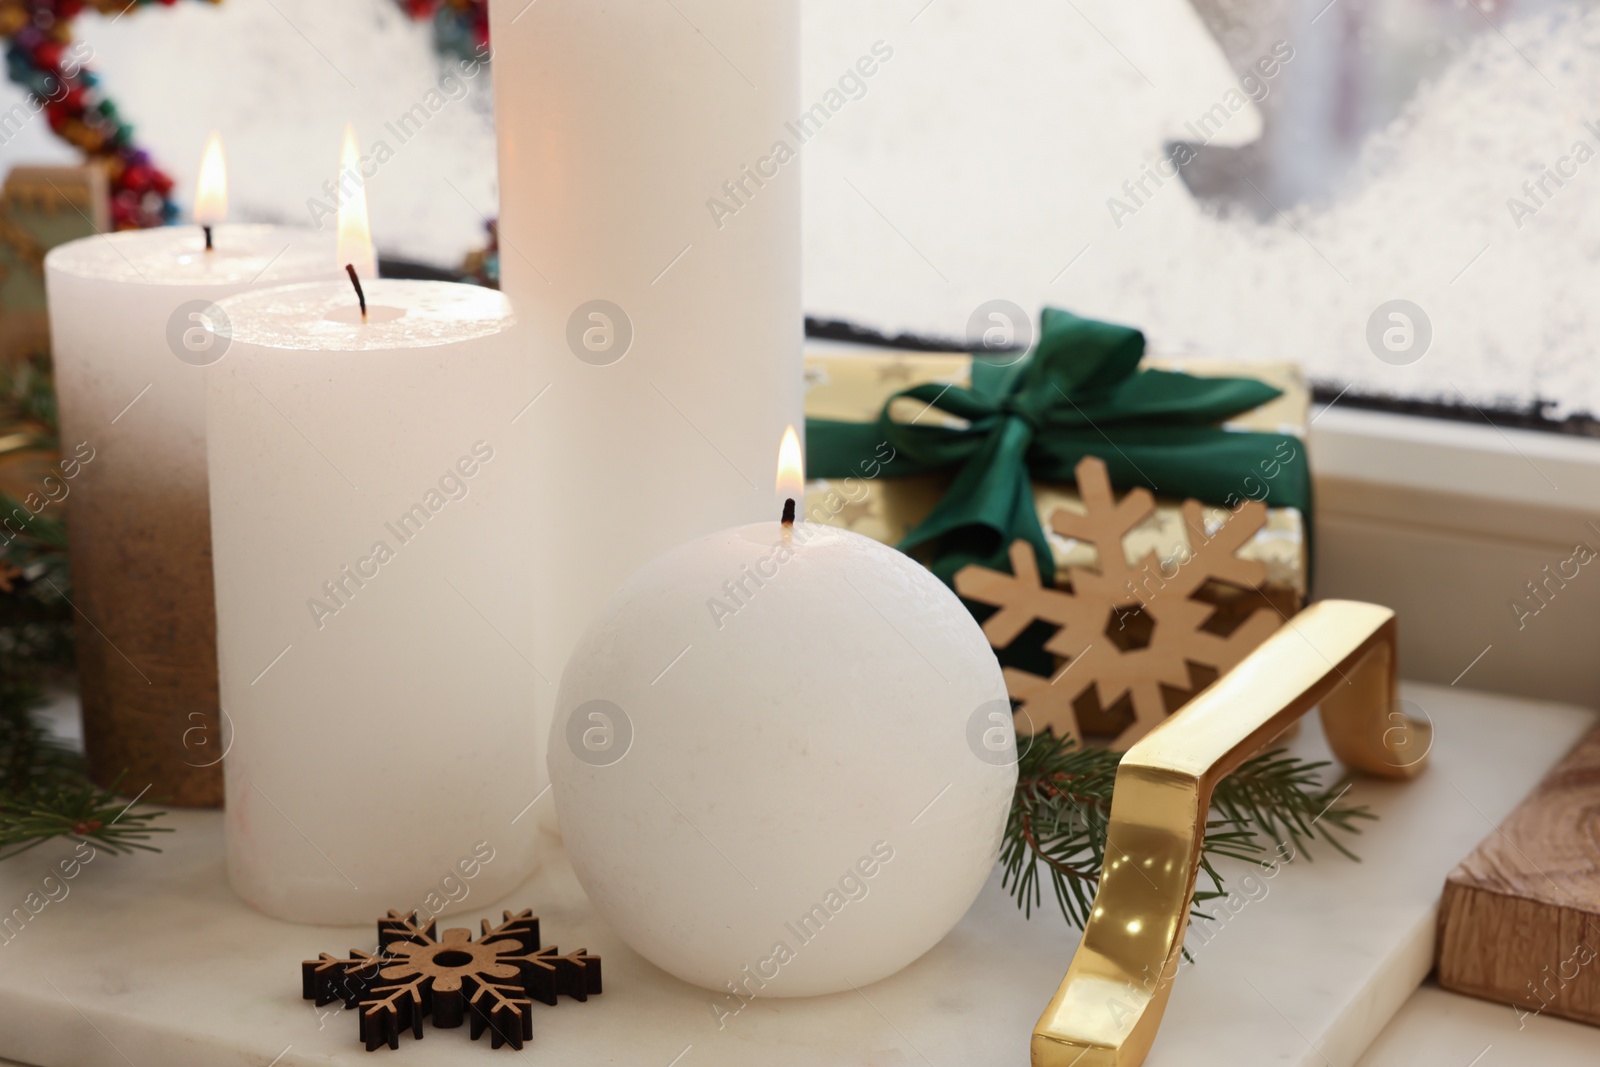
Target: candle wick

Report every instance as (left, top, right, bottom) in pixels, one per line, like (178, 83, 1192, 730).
(345, 264, 368, 322)
(203, 225, 213, 252)
(781, 499, 796, 526)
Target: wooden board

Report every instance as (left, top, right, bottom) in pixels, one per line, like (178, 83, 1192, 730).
(1436, 726, 1600, 1027)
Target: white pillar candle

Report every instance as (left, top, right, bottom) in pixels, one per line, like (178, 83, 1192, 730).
(549, 436, 1017, 995)
(44, 221, 338, 807)
(206, 278, 542, 924)
(488, 0, 804, 806)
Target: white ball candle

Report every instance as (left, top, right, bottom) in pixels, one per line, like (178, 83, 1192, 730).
(551, 448, 1017, 997)
(44, 220, 338, 807)
(489, 0, 804, 812)
(206, 279, 542, 924)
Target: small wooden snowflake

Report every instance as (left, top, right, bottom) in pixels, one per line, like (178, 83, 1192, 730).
(301, 909, 601, 1051)
(954, 456, 1282, 749)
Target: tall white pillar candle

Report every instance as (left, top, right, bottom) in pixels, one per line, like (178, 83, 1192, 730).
(206, 280, 541, 924)
(43, 223, 338, 807)
(488, 0, 803, 804)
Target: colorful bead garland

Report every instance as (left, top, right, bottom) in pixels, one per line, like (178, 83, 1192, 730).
(1, 0, 490, 230)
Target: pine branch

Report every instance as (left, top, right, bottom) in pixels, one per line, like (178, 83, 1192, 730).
(1212, 749, 1375, 862)
(0, 669, 170, 862)
(1000, 731, 1371, 933)
(0, 351, 58, 452)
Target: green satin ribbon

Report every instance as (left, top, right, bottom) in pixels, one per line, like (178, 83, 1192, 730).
(805, 307, 1311, 585)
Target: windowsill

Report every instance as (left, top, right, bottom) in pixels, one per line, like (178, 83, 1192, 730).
(1311, 403, 1600, 532)
(1310, 404, 1600, 706)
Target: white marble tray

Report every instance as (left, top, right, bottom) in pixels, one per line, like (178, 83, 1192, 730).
(1360, 981, 1600, 1066)
(0, 682, 1590, 1067)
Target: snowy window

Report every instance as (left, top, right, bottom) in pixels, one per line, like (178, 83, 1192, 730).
(6, 0, 1594, 428)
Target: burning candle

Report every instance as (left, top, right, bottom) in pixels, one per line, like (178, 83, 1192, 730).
(43, 135, 339, 808)
(334, 125, 377, 286)
(205, 131, 541, 924)
(195, 131, 226, 251)
(549, 429, 1015, 995)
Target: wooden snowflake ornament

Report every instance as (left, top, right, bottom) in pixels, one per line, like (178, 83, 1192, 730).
(302, 909, 601, 1051)
(954, 456, 1282, 749)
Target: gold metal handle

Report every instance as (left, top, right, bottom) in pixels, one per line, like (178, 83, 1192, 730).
(1030, 599, 1429, 1067)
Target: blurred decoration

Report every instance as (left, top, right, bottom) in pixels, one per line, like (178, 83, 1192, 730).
(0, 349, 72, 683)
(0, 0, 224, 230)
(458, 216, 497, 287)
(0, 165, 107, 361)
(385, 220, 497, 290)
(0, 351, 169, 863)
(393, 1, 496, 284)
(395, 0, 489, 63)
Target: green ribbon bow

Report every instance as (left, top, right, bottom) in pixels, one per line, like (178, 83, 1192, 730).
(805, 307, 1311, 585)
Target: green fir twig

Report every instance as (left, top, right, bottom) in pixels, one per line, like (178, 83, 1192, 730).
(0, 352, 58, 452)
(1000, 730, 1372, 933)
(0, 683, 171, 862)
(0, 777, 172, 863)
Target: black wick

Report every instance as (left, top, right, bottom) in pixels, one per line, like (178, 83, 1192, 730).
(345, 264, 368, 321)
(203, 225, 213, 251)
(782, 498, 796, 526)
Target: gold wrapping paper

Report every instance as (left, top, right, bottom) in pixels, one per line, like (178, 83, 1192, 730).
(801, 345, 1307, 603)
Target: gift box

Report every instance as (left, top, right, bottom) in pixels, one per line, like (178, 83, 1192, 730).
(802, 310, 1310, 745)
(0, 166, 109, 363)
(803, 347, 1307, 610)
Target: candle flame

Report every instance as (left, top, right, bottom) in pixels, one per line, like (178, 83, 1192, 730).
(193, 132, 227, 227)
(776, 424, 804, 501)
(336, 125, 377, 279)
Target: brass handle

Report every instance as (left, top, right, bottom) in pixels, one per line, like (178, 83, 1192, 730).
(1030, 599, 1429, 1067)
